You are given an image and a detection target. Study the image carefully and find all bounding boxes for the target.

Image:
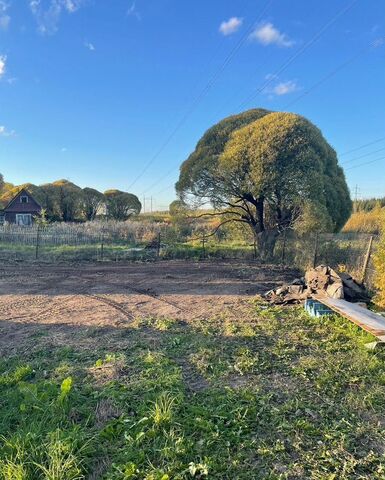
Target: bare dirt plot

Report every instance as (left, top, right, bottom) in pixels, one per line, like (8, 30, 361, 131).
(2, 260, 385, 478)
(0, 260, 297, 355)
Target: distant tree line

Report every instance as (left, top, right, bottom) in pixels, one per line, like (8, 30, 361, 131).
(0, 176, 141, 222)
(354, 197, 385, 212)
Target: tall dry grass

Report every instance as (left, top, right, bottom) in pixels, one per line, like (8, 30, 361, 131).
(343, 207, 385, 234)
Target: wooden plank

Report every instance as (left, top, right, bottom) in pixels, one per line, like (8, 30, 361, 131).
(314, 295, 385, 341)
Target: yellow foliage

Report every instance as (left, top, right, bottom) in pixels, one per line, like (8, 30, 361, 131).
(343, 207, 385, 234)
(374, 222, 385, 307)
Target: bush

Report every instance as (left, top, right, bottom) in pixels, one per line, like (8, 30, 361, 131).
(374, 223, 385, 307)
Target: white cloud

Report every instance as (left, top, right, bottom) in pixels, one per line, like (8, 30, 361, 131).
(127, 2, 141, 20)
(0, 54, 6, 77)
(250, 22, 294, 47)
(271, 80, 298, 96)
(84, 41, 95, 51)
(0, 1, 10, 31)
(373, 37, 384, 48)
(0, 125, 15, 137)
(219, 17, 242, 36)
(29, 0, 84, 35)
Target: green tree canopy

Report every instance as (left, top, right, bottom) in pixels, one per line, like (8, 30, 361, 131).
(81, 187, 105, 221)
(169, 199, 189, 216)
(0, 177, 141, 223)
(41, 180, 83, 222)
(104, 190, 141, 220)
(0, 183, 41, 205)
(177, 110, 352, 257)
(176, 108, 270, 203)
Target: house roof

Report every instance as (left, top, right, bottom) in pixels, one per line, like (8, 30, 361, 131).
(3, 188, 42, 211)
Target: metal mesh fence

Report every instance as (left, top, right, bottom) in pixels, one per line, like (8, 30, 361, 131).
(0, 224, 379, 288)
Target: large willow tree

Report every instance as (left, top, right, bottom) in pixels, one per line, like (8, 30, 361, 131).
(176, 110, 352, 258)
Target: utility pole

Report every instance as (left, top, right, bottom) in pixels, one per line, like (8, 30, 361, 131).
(353, 184, 359, 212)
(141, 196, 153, 214)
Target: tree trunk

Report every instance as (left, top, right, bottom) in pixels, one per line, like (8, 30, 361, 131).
(254, 229, 279, 261)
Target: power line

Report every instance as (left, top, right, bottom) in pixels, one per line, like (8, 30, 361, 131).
(155, 181, 177, 196)
(341, 145, 385, 165)
(283, 38, 383, 110)
(143, 0, 360, 196)
(340, 135, 385, 156)
(127, 0, 274, 191)
(345, 155, 385, 171)
(237, 0, 359, 109)
(144, 167, 179, 195)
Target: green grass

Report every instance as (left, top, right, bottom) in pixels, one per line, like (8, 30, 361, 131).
(0, 241, 256, 263)
(161, 242, 255, 260)
(1, 304, 385, 478)
(0, 242, 157, 263)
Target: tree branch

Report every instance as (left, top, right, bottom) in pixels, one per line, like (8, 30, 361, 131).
(187, 210, 244, 220)
(187, 218, 249, 242)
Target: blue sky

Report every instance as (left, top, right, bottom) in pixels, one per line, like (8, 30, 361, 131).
(0, 0, 384, 210)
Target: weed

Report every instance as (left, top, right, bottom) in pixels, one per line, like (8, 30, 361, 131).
(150, 393, 176, 426)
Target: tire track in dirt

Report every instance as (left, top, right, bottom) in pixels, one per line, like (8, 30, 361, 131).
(73, 272, 249, 322)
(0, 273, 135, 325)
(1, 261, 289, 327)
(77, 274, 192, 317)
(0, 273, 76, 321)
(28, 281, 136, 324)
(82, 293, 134, 321)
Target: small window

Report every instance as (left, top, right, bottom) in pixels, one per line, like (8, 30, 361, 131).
(20, 195, 29, 204)
(16, 214, 32, 226)
(0, 215, 4, 225)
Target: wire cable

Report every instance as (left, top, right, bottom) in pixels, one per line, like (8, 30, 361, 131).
(143, 0, 361, 196)
(345, 155, 385, 171)
(237, 0, 359, 110)
(340, 135, 385, 156)
(283, 38, 383, 110)
(127, 0, 274, 190)
(341, 146, 385, 165)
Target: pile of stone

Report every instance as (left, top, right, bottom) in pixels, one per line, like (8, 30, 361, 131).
(265, 265, 370, 305)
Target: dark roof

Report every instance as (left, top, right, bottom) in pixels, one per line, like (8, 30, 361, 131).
(3, 188, 42, 211)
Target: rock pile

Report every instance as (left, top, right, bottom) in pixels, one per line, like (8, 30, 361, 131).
(265, 265, 370, 305)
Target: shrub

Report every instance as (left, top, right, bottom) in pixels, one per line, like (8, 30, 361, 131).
(374, 222, 385, 307)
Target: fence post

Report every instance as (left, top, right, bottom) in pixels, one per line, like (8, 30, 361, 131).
(202, 234, 206, 259)
(157, 232, 161, 259)
(312, 233, 319, 268)
(281, 230, 287, 265)
(100, 229, 104, 261)
(361, 235, 374, 284)
(35, 224, 41, 260)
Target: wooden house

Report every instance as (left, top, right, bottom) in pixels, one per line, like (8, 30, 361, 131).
(0, 189, 42, 226)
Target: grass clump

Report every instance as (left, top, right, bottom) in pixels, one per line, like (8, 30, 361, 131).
(150, 393, 176, 426)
